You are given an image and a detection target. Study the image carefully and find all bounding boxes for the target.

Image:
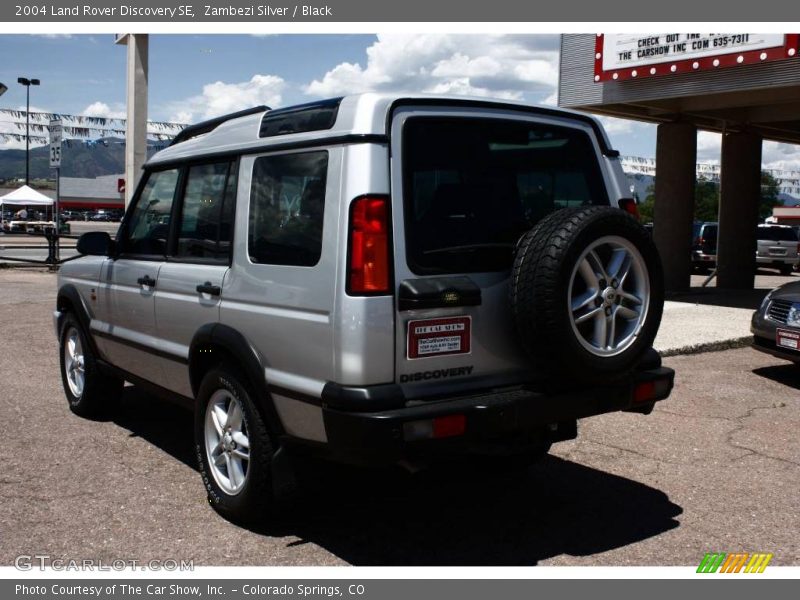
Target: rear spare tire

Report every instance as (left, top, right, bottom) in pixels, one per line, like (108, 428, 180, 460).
(510, 206, 664, 380)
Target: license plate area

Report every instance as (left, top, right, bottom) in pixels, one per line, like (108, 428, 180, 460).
(407, 316, 471, 359)
(776, 328, 800, 352)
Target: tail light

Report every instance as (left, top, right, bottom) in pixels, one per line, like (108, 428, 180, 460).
(633, 378, 672, 403)
(618, 198, 640, 220)
(348, 195, 391, 295)
(696, 237, 705, 246)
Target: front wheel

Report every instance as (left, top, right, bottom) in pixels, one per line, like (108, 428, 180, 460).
(195, 367, 276, 525)
(59, 313, 123, 417)
(779, 265, 793, 276)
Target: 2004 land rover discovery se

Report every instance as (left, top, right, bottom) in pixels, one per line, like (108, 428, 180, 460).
(55, 94, 674, 524)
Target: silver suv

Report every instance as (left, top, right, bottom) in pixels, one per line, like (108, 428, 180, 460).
(756, 224, 799, 275)
(55, 94, 673, 525)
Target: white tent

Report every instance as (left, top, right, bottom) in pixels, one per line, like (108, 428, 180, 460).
(0, 185, 54, 206)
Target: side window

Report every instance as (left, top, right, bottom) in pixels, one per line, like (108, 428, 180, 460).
(174, 161, 235, 261)
(248, 151, 328, 267)
(120, 169, 179, 256)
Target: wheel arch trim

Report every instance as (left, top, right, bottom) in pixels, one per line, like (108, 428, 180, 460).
(188, 323, 285, 436)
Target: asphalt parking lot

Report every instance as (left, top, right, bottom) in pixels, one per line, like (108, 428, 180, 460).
(0, 269, 798, 566)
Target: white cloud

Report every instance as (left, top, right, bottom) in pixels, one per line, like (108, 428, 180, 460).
(168, 74, 285, 123)
(762, 141, 800, 172)
(82, 101, 126, 120)
(696, 130, 721, 162)
(304, 34, 559, 103)
(695, 134, 800, 172)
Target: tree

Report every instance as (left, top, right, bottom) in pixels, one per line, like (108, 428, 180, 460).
(759, 171, 781, 220)
(638, 183, 655, 223)
(694, 177, 719, 222)
(632, 170, 782, 225)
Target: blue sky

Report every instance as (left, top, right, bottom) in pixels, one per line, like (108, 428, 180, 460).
(1, 34, 798, 170)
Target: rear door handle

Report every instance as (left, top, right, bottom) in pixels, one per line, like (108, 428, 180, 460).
(137, 275, 156, 287)
(196, 282, 221, 296)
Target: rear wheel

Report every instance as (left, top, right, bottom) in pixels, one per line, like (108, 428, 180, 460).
(59, 313, 123, 417)
(195, 367, 276, 525)
(510, 206, 664, 380)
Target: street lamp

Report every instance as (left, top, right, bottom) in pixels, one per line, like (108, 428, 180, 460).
(17, 77, 40, 186)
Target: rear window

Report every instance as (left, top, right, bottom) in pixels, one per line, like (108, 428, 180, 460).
(757, 226, 797, 242)
(402, 117, 608, 274)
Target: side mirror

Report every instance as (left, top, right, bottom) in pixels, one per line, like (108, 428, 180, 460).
(76, 231, 114, 256)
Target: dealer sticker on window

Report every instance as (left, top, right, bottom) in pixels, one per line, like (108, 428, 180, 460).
(407, 316, 471, 359)
(776, 328, 800, 352)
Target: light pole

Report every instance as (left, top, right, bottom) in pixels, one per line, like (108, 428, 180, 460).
(17, 77, 40, 186)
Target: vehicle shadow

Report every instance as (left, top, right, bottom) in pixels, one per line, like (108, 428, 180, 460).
(112, 385, 683, 566)
(752, 364, 800, 390)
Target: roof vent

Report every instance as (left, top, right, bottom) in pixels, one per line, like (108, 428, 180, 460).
(259, 97, 343, 138)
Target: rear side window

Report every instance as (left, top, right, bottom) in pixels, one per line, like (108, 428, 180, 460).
(700, 224, 717, 243)
(174, 161, 236, 262)
(758, 226, 797, 242)
(248, 151, 328, 267)
(402, 117, 608, 274)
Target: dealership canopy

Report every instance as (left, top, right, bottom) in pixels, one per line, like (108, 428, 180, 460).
(0, 185, 54, 206)
(559, 33, 800, 292)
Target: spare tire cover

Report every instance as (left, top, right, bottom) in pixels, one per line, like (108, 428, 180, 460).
(509, 206, 664, 380)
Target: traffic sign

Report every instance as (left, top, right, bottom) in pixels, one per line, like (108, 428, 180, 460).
(49, 119, 62, 168)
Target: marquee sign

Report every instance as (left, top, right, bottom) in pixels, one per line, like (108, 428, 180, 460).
(594, 34, 799, 82)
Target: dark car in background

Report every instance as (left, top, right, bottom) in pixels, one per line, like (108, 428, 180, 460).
(691, 221, 717, 272)
(752, 280, 800, 364)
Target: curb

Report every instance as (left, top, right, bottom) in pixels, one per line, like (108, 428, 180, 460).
(658, 336, 752, 357)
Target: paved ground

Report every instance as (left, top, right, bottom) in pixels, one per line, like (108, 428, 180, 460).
(0, 270, 798, 566)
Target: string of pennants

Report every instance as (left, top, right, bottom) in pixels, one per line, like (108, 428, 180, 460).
(0, 133, 172, 153)
(0, 108, 187, 131)
(0, 131, 176, 144)
(621, 155, 800, 196)
(0, 107, 187, 146)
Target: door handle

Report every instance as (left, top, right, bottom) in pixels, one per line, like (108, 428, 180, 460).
(136, 275, 156, 287)
(196, 282, 221, 296)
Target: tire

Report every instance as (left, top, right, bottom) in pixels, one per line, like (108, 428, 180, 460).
(59, 312, 123, 418)
(510, 206, 664, 381)
(195, 366, 275, 525)
(779, 265, 793, 276)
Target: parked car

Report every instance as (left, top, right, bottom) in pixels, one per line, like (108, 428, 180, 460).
(751, 280, 800, 364)
(55, 94, 673, 525)
(691, 221, 718, 272)
(90, 212, 112, 222)
(755, 224, 799, 275)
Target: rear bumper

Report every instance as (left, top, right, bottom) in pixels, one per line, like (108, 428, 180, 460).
(691, 251, 716, 265)
(756, 256, 796, 266)
(320, 365, 674, 465)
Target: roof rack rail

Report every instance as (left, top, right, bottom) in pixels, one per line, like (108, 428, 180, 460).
(170, 105, 271, 146)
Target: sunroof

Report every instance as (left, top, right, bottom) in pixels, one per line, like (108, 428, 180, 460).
(259, 97, 343, 138)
